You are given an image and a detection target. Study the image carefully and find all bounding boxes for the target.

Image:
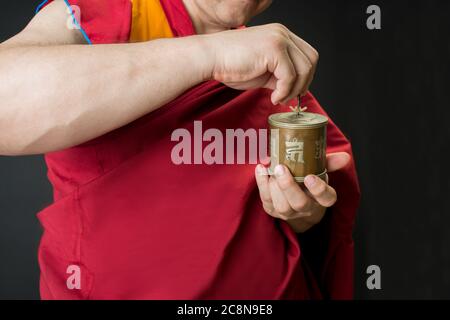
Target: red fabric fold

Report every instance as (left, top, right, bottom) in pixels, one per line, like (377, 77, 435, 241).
(160, 0, 196, 37)
(281, 93, 361, 299)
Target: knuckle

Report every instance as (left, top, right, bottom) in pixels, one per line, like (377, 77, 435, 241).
(266, 25, 288, 49)
(259, 191, 272, 203)
(270, 23, 288, 33)
(274, 203, 292, 217)
(277, 177, 295, 191)
(268, 34, 286, 51)
(292, 200, 308, 212)
(281, 207, 293, 217)
(314, 183, 328, 197)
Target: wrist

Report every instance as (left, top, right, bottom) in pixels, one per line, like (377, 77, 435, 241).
(182, 35, 215, 82)
(286, 218, 313, 234)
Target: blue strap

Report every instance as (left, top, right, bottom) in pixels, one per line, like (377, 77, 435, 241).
(35, 0, 49, 14)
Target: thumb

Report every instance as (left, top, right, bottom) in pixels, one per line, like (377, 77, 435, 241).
(326, 152, 351, 173)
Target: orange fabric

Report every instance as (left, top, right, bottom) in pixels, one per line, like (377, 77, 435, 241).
(129, 0, 174, 42)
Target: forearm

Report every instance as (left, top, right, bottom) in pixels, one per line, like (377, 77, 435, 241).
(0, 36, 210, 155)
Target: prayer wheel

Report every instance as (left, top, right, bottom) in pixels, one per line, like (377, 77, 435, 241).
(268, 109, 328, 183)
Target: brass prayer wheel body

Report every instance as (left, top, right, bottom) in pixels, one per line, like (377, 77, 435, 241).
(268, 111, 328, 183)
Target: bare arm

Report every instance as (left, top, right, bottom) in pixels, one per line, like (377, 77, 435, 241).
(0, 1, 318, 156)
(0, 1, 209, 155)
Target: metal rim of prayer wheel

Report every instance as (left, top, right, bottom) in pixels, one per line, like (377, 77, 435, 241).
(268, 111, 328, 130)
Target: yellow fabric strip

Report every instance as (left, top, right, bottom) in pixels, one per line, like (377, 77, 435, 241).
(130, 0, 174, 42)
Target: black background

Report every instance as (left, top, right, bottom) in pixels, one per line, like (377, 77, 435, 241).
(1, 0, 449, 299)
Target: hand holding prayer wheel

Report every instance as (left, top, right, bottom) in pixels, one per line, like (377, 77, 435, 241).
(255, 152, 351, 233)
(202, 23, 318, 105)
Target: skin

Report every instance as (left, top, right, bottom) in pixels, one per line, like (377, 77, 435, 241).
(256, 153, 350, 233)
(0, 0, 350, 233)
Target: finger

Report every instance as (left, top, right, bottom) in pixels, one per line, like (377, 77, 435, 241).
(273, 164, 313, 214)
(286, 34, 319, 97)
(304, 175, 337, 207)
(269, 49, 297, 105)
(262, 73, 277, 91)
(326, 152, 351, 173)
(255, 164, 275, 214)
(282, 45, 314, 102)
(287, 32, 319, 67)
(269, 176, 295, 219)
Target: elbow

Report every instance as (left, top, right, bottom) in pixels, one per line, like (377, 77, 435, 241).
(0, 122, 45, 156)
(0, 110, 77, 156)
(0, 103, 62, 156)
(0, 115, 28, 155)
(0, 136, 52, 156)
(0, 137, 34, 156)
(0, 124, 74, 156)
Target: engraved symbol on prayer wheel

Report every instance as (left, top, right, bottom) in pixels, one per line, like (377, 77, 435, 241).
(285, 138, 304, 163)
(314, 137, 325, 160)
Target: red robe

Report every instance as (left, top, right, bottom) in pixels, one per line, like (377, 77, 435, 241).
(36, 0, 360, 299)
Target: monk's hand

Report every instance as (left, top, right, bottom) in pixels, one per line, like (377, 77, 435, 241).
(255, 152, 351, 233)
(202, 23, 318, 104)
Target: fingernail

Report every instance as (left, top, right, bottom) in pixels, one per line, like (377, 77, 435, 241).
(304, 175, 316, 187)
(256, 164, 267, 176)
(274, 165, 285, 177)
